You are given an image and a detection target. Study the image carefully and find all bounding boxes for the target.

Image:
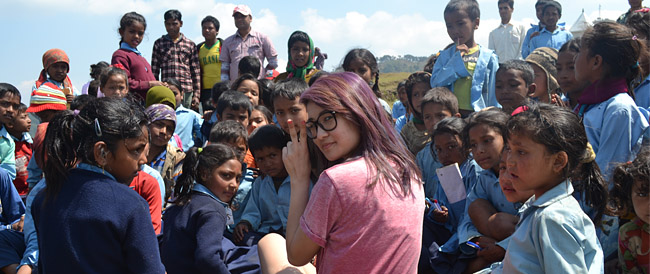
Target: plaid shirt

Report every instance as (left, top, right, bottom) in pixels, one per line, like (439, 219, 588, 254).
(151, 34, 201, 99)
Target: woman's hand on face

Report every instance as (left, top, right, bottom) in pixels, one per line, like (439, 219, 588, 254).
(282, 119, 312, 183)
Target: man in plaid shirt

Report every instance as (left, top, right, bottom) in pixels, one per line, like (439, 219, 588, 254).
(152, 9, 201, 109)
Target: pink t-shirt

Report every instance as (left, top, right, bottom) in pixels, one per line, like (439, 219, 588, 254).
(300, 157, 425, 274)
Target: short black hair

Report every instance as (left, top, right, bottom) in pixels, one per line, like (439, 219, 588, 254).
(288, 31, 310, 49)
(163, 78, 183, 93)
(535, 0, 550, 7)
(249, 125, 289, 154)
(271, 78, 308, 103)
(211, 81, 230, 103)
(542, 1, 561, 17)
(17, 103, 28, 114)
(164, 9, 182, 21)
(238, 56, 261, 77)
(308, 71, 329, 87)
(498, 0, 514, 8)
(216, 90, 253, 117)
(421, 87, 459, 115)
(559, 38, 581, 54)
(444, 0, 481, 20)
(258, 79, 275, 108)
(0, 83, 21, 100)
(208, 120, 248, 144)
(70, 94, 93, 111)
(497, 60, 535, 86)
(201, 15, 220, 31)
(253, 105, 273, 123)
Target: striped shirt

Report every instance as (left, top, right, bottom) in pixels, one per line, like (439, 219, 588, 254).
(151, 34, 201, 99)
(220, 29, 278, 82)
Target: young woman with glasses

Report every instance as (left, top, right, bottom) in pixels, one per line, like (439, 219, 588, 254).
(258, 72, 425, 274)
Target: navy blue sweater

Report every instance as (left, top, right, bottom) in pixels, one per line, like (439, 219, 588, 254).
(161, 192, 230, 274)
(32, 168, 165, 273)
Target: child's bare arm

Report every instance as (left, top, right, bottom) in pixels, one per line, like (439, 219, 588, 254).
(468, 198, 497, 236)
(486, 212, 518, 241)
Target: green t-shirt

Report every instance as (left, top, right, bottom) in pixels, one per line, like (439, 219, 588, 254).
(454, 46, 480, 111)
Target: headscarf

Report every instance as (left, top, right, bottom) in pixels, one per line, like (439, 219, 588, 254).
(285, 31, 315, 80)
(35, 49, 73, 90)
(145, 86, 177, 109)
(145, 104, 177, 125)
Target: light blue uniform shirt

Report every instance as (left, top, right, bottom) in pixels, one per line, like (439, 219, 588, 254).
(573, 190, 619, 259)
(0, 126, 16, 180)
(528, 26, 573, 53)
(494, 181, 604, 274)
(458, 169, 522, 249)
(431, 45, 500, 111)
(634, 75, 650, 110)
(172, 105, 203, 151)
(141, 164, 165, 204)
(521, 24, 542, 59)
(416, 142, 442, 198)
(394, 113, 412, 133)
(392, 101, 406, 120)
(229, 167, 255, 232)
(240, 175, 312, 234)
(428, 158, 482, 254)
(581, 93, 649, 182)
(20, 178, 44, 268)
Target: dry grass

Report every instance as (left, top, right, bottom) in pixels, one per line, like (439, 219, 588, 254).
(378, 72, 410, 104)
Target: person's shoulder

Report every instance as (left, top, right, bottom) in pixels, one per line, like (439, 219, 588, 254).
(322, 157, 367, 181)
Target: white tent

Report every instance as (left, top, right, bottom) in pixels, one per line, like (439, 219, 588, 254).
(570, 10, 591, 38)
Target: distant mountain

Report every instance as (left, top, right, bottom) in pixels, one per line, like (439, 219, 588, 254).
(378, 54, 432, 73)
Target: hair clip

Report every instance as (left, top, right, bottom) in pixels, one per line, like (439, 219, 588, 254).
(632, 61, 640, 69)
(73, 109, 80, 116)
(110, 63, 126, 71)
(634, 8, 649, 13)
(94, 118, 102, 137)
(632, 35, 638, 41)
(197, 147, 203, 154)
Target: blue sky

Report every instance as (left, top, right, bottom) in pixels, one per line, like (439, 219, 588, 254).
(1, 0, 629, 104)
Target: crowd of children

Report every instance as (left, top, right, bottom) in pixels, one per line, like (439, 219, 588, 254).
(0, 0, 648, 273)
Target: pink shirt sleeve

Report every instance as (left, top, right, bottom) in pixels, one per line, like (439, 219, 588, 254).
(300, 174, 341, 247)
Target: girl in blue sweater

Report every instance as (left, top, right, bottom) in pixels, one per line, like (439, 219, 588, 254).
(32, 97, 164, 273)
(160, 144, 260, 274)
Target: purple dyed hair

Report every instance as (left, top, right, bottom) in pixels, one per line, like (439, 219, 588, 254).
(301, 72, 421, 195)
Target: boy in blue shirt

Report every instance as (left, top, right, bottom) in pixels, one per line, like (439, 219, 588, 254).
(0, 84, 21, 181)
(521, 0, 550, 58)
(431, 0, 499, 117)
(233, 125, 310, 246)
(164, 78, 203, 150)
(527, 1, 573, 55)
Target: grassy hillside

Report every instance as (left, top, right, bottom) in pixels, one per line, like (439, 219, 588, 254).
(378, 72, 410, 104)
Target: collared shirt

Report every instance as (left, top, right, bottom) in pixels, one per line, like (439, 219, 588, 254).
(528, 26, 573, 54)
(151, 34, 201, 99)
(192, 182, 234, 225)
(634, 75, 650, 109)
(488, 23, 526, 61)
(416, 142, 442, 199)
(20, 178, 44, 268)
(171, 105, 203, 151)
(0, 126, 16, 180)
(240, 175, 312, 234)
(458, 169, 522, 249)
(229, 167, 255, 232)
(220, 29, 278, 81)
(392, 101, 406, 119)
(427, 158, 482, 254)
(495, 182, 604, 273)
(0, 166, 24, 227)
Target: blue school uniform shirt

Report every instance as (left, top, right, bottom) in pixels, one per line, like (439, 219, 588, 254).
(634, 75, 650, 110)
(581, 93, 648, 181)
(0, 167, 24, 227)
(457, 170, 522, 250)
(172, 105, 203, 151)
(392, 101, 406, 120)
(240, 175, 312, 234)
(527, 26, 573, 53)
(521, 22, 566, 58)
(19, 178, 44, 268)
(427, 158, 482, 254)
(494, 181, 604, 274)
(394, 113, 412, 133)
(431, 45, 500, 111)
(31, 163, 165, 273)
(200, 111, 218, 145)
(0, 125, 16, 181)
(572, 190, 619, 259)
(416, 142, 442, 198)
(229, 167, 255, 232)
